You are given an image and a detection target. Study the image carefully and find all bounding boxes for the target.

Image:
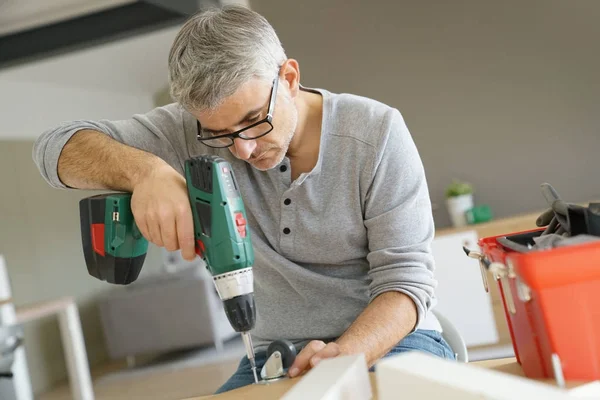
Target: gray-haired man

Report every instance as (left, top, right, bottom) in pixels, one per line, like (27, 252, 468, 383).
(33, 5, 455, 393)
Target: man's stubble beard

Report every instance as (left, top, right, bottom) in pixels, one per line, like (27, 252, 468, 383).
(251, 104, 298, 171)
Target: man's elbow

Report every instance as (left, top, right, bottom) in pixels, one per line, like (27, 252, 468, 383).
(369, 269, 436, 325)
(32, 132, 50, 180)
(31, 126, 69, 189)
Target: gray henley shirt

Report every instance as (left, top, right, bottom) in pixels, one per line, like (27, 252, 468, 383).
(33, 87, 441, 353)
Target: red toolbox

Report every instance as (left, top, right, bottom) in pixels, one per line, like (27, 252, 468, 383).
(478, 227, 600, 382)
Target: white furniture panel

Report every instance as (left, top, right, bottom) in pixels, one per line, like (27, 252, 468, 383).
(431, 230, 498, 347)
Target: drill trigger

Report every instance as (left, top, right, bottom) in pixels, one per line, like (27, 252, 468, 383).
(196, 239, 206, 257)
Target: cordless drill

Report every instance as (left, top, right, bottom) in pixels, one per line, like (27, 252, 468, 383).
(79, 155, 258, 382)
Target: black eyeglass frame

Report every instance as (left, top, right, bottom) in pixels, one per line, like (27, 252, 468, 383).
(196, 77, 279, 148)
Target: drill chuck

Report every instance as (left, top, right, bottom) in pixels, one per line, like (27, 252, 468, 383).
(223, 294, 256, 332)
(213, 267, 256, 332)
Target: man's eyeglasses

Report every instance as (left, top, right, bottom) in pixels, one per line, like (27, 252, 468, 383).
(196, 77, 279, 148)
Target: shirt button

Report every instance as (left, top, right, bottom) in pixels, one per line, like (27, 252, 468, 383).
(280, 165, 288, 172)
(283, 227, 291, 234)
(284, 198, 291, 205)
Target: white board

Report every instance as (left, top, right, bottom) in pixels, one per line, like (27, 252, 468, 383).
(376, 352, 570, 400)
(281, 354, 372, 400)
(431, 231, 498, 347)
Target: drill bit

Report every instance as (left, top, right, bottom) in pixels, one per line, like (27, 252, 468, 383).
(241, 331, 258, 383)
(250, 356, 258, 383)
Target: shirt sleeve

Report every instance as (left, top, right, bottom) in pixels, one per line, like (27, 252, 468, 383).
(32, 103, 190, 189)
(363, 108, 436, 332)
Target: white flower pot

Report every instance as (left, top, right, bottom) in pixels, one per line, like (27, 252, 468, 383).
(446, 194, 474, 228)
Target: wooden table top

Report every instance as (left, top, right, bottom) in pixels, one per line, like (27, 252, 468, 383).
(185, 357, 591, 400)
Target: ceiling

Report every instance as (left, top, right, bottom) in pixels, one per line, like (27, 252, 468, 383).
(0, 0, 136, 36)
(0, 0, 212, 69)
(0, 0, 249, 95)
(0, 24, 180, 95)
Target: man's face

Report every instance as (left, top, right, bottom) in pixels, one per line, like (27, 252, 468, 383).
(194, 78, 298, 171)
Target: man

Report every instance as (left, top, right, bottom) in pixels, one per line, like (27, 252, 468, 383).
(33, 5, 454, 393)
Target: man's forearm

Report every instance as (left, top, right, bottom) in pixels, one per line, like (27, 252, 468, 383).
(335, 291, 418, 366)
(58, 130, 167, 191)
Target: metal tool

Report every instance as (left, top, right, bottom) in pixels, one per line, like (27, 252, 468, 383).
(587, 203, 600, 236)
(79, 155, 259, 382)
(259, 340, 297, 383)
(536, 183, 600, 242)
(242, 331, 258, 383)
(462, 246, 491, 292)
(551, 353, 566, 389)
(539, 183, 570, 236)
(462, 246, 517, 312)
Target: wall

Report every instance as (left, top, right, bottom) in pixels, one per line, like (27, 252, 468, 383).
(0, 23, 182, 140)
(250, 0, 600, 227)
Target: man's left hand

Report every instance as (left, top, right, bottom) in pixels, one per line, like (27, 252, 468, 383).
(288, 340, 343, 378)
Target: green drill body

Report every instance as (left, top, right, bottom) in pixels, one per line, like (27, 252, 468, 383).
(185, 155, 254, 276)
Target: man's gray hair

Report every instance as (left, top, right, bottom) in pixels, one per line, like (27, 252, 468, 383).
(168, 5, 287, 111)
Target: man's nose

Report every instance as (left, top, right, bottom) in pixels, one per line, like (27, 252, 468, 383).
(232, 138, 257, 160)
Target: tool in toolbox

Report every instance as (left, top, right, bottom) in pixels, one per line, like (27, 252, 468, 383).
(79, 155, 259, 383)
(463, 183, 600, 386)
(537, 182, 600, 238)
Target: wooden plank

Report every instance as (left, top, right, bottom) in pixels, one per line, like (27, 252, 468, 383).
(435, 209, 542, 239)
(376, 353, 572, 400)
(15, 296, 74, 324)
(0, 299, 12, 307)
(281, 354, 372, 400)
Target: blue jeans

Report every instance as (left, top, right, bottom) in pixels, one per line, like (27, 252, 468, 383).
(215, 329, 455, 394)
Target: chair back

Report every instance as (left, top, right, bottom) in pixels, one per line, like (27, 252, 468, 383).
(433, 309, 469, 362)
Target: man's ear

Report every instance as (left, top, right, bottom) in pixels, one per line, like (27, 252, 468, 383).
(280, 59, 301, 98)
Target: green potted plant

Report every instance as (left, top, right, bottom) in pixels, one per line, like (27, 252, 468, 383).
(445, 179, 474, 227)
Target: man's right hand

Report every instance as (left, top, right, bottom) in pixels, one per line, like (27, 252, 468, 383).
(131, 163, 197, 261)
(51, 129, 197, 260)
